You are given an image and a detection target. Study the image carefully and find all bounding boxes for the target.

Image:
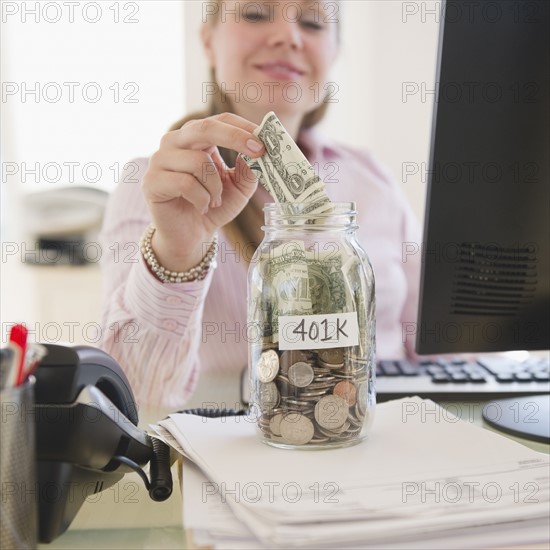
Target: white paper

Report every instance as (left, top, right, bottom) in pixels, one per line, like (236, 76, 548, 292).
(278, 311, 359, 350)
(162, 397, 550, 548)
(182, 460, 550, 550)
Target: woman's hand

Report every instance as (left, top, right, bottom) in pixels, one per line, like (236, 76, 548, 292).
(141, 112, 265, 273)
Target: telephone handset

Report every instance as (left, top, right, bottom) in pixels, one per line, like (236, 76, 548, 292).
(33, 344, 172, 543)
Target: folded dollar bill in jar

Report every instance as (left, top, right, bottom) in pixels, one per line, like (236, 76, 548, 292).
(239, 111, 333, 217)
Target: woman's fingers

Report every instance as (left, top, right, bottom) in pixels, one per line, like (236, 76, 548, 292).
(233, 155, 260, 198)
(143, 169, 211, 214)
(144, 113, 266, 222)
(150, 148, 224, 207)
(165, 112, 265, 157)
(206, 153, 259, 216)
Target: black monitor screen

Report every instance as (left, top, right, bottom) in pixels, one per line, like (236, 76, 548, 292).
(416, 0, 550, 354)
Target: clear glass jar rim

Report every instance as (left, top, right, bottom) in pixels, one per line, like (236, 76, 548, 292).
(263, 202, 357, 215)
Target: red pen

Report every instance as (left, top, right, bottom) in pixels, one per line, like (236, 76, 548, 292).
(8, 324, 28, 387)
(22, 343, 48, 382)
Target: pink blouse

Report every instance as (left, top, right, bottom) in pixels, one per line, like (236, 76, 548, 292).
(99, 127, 421, 407)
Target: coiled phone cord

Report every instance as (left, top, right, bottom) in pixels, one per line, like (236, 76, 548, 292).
(113, 437, 173, 502)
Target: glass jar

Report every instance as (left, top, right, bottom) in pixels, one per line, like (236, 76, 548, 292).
(247, 202, 376, 449)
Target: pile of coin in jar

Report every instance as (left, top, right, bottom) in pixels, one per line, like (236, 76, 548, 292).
(251, 345, 371, 447)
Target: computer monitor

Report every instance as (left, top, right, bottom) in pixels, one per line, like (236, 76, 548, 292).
(416, 0, 549, 355)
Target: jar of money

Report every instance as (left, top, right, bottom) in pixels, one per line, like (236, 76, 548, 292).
(248, 202, 376, 449)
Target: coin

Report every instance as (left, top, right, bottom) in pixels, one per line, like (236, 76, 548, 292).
(318, 348, 345, 365)
(333, 380, 357, 406)
(258, 381, 280, 413)
(318, 420, 351, 436)
(257, 350, 280, 383)
(356, 381, 368, 416)
(288, 362, 315, 387)
(280, 413, 314, 445)
(314, 395, 349, 430)
(282, 398, 312, 407)
(254, 344, 371, 446)
(312, 367, 331, 375)
(300, 389, 329, 398)
(318, 360, 345, 370)
(269, 413, 284, 436)
(307, 382, 334, 391)
(279, 350, 311, 375)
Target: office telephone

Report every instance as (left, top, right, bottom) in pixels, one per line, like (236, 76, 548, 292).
(33, 344, 172, 543)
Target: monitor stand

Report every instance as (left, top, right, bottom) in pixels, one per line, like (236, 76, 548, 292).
(482, 395, 550, 444)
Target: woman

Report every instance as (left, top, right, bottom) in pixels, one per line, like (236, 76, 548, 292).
(100, 0, 421, 407)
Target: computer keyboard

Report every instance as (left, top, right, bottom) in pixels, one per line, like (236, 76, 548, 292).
(376, 355, 550, 402)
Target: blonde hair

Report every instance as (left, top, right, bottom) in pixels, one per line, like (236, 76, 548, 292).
(169, 0, 340, 255)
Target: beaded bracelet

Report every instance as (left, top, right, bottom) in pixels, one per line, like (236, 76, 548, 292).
(140, 224, 218, 283)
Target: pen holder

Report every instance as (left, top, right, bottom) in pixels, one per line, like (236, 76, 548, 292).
(0, 377, 38, 550)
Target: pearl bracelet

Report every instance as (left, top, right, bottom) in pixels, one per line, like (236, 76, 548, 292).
(140, 224, 218, 283)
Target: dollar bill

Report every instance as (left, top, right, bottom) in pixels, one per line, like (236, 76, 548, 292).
(266, 241, 313, 341)
(240, 111, 333, 215)
(305, 248, 348, 315)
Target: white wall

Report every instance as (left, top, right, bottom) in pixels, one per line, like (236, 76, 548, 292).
(1, 1, 188, 339)
(1, 1, 186, 195)
(184, 0, 441, 223)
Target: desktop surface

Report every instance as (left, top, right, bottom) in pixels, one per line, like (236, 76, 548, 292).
(37, 397, 549, 550)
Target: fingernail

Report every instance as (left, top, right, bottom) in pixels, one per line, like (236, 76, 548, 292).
(247, 139, 263, 153)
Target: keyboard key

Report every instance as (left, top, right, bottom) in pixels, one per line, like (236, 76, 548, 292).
(378, 361, 400, 376)
(477, 357, 519, 375)
(468, 374, 487, 383)
(463, 369, 487, 377)
(495, 374, 514, 383)
(450, 373, 469, 383)
(431, 374, 451, 383)
(395, 361, 420, 376)
(527, 365, 549, 374)
(533, 372, 550, 381)
(427, 366, 444, 376)
(514, 372, 534, 382)
(383, 364, 401, 376)
(462, 363, 485, 374)
(442, 365, 461, 373)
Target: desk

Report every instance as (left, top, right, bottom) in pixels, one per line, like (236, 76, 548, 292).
(5, 261, 547, 548)
(38, 398, 549, 550)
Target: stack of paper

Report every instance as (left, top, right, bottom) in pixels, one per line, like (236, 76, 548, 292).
(154, 397, 550, 549)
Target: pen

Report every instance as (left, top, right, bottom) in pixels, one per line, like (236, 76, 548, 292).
(7, 324, 28, 388)
(22, 343, 48, 382)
